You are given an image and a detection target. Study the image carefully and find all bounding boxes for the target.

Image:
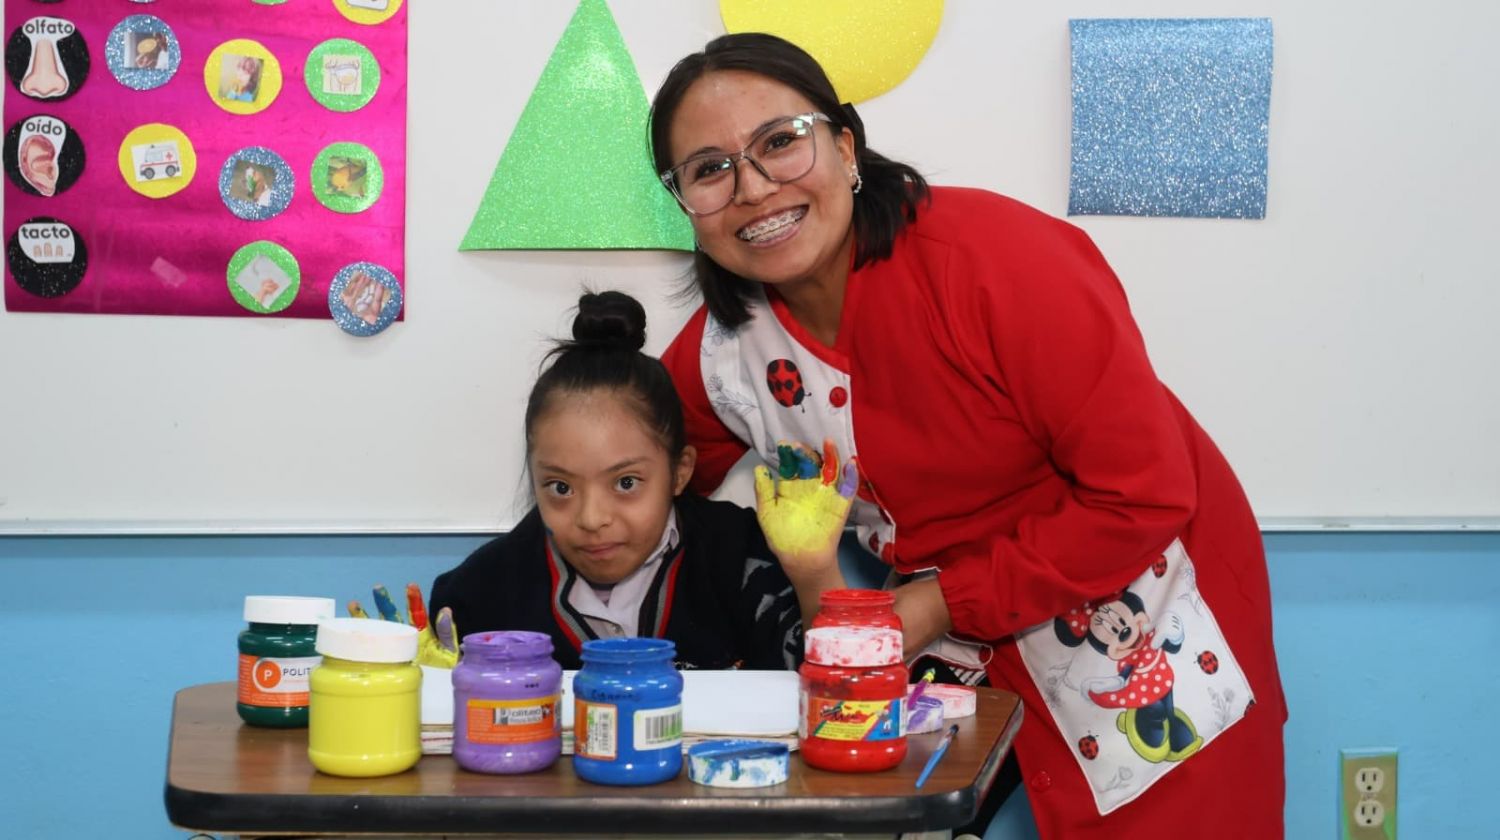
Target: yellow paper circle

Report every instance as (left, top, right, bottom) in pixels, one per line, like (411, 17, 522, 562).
(116, 123, 197, 199)
(332, 0, 405, 26)
(203, 39, 284, 115)
(719, 0, 943, 104)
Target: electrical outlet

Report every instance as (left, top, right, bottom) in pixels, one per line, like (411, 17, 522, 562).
(1341, 749, 1398, 839)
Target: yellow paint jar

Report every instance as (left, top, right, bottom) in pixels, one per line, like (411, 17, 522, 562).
(308, 618, 421, 777)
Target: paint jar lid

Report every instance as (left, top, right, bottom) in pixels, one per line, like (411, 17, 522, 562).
(244, 595, 337, 625)
(316, 617, 418, 663)
(687, 739, 790, 788)
(460, 630, 554, 661)
(805, 626, 902, 666)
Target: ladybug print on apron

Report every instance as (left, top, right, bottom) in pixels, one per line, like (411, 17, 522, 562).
(766, 358, 807, 409)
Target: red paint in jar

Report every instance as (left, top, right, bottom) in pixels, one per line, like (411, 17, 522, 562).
(810, 588, 902, 633)
(799, 626, 908, 772)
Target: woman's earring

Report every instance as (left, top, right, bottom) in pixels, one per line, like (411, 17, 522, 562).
(851, 168, 863, 195)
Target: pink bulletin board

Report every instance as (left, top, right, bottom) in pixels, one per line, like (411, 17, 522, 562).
(2, 0, 407, 322)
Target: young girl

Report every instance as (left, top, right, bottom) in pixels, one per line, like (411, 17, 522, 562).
(427, 291, 852, 670)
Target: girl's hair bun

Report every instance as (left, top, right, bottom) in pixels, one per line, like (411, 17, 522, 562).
(573, 290, 646, 352)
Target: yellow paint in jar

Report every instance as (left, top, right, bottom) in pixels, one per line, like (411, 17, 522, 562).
(309, 618, 422, 777)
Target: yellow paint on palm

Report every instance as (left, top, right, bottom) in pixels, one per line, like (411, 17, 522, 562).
(719, 0, 944, 103)
(755, 466, 853, 555)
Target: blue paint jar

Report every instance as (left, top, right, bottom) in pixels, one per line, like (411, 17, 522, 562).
(572, 638, 684, 786)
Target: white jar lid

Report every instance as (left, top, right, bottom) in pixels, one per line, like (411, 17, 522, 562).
(244, 595, 337, 625)
(316, 617, 418, 663)
(805, 626, 903, 667)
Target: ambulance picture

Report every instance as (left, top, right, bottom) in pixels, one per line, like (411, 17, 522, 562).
(132, 141, 181, 182)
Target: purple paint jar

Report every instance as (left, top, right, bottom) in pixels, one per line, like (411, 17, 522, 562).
(452, 630, 563, 774)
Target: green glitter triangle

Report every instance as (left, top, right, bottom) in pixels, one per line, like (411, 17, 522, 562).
(459, 0, 694, 251)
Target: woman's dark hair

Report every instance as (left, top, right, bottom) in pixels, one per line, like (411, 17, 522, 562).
(649, 32, 930, 328)
(523, 290, 687, 462)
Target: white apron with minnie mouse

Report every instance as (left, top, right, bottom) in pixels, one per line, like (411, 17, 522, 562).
(1015, 539, 1255, 814)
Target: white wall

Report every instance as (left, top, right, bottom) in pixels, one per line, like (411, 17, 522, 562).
(3, 1, 1496, 532)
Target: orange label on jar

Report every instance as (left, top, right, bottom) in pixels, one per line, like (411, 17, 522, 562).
(803, 695, 904, 741)
(237, 653, 318, 708)
(574, 699, 618, 760)
(465, 695, 560, 745)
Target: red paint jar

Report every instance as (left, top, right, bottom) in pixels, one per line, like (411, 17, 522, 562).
(799, 626, 908, 772)
(809, 588, 902, 633)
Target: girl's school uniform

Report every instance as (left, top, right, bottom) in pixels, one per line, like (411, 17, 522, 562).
(430, 493, 802, 671)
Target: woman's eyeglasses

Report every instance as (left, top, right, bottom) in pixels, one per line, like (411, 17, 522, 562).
(661, 112, 832, 216)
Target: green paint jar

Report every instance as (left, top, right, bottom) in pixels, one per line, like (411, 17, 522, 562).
(237, 596, 337, 728)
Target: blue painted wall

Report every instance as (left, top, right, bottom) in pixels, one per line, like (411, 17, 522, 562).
(1, 532, 1495, 838)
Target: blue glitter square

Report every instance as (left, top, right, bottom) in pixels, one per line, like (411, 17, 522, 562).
(1068, 18, 1273, 219)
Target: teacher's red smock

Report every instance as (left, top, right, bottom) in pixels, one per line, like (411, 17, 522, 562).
(663, 186, 1287, 839)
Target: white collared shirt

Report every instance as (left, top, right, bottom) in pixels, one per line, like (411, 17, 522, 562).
(564, 510, 680, 639)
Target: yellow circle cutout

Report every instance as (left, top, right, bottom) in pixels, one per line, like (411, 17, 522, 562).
(332, 0, 405, 26)
(719, 0, 944, 104)
(117, 124, 197, 199)
(203, 39, 284, 115)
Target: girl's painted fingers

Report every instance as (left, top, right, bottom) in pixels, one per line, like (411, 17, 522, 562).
(838, 459, 859, 499)
(434, 607, 457, 652)
(405, 583, 429, 631)
(372, 585, 401, 622)
(777, 443, 800, 480)
(776, 441, 822, 479)
(820, 439, 840, 485)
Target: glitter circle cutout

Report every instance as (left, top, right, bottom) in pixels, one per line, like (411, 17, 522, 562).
(6, 16, 91, 102)
(7, 216, 87, 298)
(117, 122, 195, 198)
(106, 14, 181, 91)
(333, 0, 405, 26)
(5, 114, 85, 197)
(219, 146, 295, 221)
(328, 262, 401, 336)
(227, 241, 300, 313)
(203, 39, 283, 115)
(304, 38, 380, 112)
(310, 141, 383, 213)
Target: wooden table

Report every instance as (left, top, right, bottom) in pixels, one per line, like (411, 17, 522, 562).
(165, 682, 1021, 836)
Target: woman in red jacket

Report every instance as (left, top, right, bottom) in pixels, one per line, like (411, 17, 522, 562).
(652, 33, 1286, 840)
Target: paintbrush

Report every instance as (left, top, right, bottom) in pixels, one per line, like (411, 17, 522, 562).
(914, 723, 959, 789)
(910, 667, 936, 704)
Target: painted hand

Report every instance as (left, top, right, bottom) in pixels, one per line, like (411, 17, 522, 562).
(347, 583, 459, 668)
(754, 439, 858, 578)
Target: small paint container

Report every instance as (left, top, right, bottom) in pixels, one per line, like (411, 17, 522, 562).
(452, 630, 563, 774)
(799, 626, 908, 772)
(687, 739, 790, 788)
(572, 638, 684, 786)
(906, 694, 947, 734)
(236, 596, 336, 728)
(926, 684, 979, 719)
(308, 618, 421, 777)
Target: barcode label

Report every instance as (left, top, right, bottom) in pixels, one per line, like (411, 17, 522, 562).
(633, 704, 683, 750)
